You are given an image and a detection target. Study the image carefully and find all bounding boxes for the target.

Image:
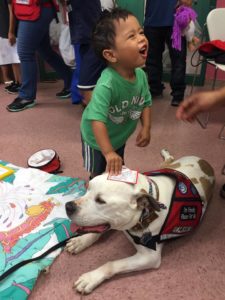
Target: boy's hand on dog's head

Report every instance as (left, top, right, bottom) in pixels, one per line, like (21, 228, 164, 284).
(105, 151, 123, 176)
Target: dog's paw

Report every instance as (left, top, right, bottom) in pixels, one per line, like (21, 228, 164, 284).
(65, 233, 100, 254)
(160, 149, 174, 163)
(74, 270, 105, 294)
(65, 236, 88, 254)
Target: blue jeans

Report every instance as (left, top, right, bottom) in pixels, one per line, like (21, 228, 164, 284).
(17, 7, 72, 100)
(71, 44, 83, 104)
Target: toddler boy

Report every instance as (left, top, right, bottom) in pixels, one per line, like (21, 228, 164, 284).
(81, 8, 152, 178)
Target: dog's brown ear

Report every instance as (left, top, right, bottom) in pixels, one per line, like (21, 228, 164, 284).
(136, 189, 161, 212)
(132, 190, 161, 230)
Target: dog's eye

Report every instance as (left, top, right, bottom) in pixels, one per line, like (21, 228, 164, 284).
(95, 196, 106, 204)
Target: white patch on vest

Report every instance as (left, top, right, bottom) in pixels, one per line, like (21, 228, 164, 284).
(16, 0, 30, 4)
(172, 226, 192, 234)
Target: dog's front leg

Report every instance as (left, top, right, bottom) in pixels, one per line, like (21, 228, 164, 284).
(74, 243, 162, 294)
(66, 233, 101, 254)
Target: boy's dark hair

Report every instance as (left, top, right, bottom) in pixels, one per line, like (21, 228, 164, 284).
(92, 7, 135, 60)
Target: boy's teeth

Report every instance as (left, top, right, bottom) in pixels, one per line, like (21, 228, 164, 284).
(139, 46, 147, 54)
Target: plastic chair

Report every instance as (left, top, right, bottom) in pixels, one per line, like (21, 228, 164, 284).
(206, 8, 225, 89)
(191, 8, 225, 132)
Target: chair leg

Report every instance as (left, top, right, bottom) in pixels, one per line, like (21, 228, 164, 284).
(218, 123, 225, 140)
(190, 58, 200, 95)
(222, 164, 225, 175)
(196, 113, 210, 129)
(197, 66, 218, 129)
(190, 23, 207, 96)
(212, 66, 218, 91)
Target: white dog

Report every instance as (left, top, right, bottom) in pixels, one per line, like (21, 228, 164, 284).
(65, 149, 215, 294)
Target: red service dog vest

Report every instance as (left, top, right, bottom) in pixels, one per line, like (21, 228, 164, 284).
(144, 168, 204, 243)
(126, 168, 205, 250)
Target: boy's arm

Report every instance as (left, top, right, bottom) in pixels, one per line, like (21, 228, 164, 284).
(140, 106, 151, 130)
(92, 121, 123, 175)
(8, 4, 16, 46)
(92, 121, 114, 155)
(136, 106, 151, 147)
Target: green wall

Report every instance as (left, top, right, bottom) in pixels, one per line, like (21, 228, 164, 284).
(116, 0, 145, 25)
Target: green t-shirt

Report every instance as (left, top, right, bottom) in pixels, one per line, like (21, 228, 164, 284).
(80, 67, 152, 150)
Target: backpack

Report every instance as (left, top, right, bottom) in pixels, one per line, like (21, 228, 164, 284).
(12, 0, 41, 21)
(198, 40, 225, 64)
(12, 0, 58, 21)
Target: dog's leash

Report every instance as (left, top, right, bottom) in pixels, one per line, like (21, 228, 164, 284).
(0, 233, 89, 298)
(0, 235, 79, 282)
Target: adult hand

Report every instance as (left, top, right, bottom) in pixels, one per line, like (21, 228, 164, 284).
(58, 0, 66, 4)
(8, 33, 16, 46)
(176, 91, 220, 122)
(136, 127, 151, 147)
(179, 0, 193, 6)
(105, 151, 123, 176)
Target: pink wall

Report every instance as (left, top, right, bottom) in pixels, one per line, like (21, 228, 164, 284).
(205, 0, 225, 80)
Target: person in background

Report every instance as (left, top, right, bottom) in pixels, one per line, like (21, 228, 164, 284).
(80, 8, 152, 178)
(7, 0, 72, 112)
(0, 65, 12, 86)
(172, 0, 200, 52)
(100, 0, 116, 11)
(176, 87, 225, 199)
(144, 0, 190, 107)
(66, 0, 107, 106)
(0, 0, 21, 93)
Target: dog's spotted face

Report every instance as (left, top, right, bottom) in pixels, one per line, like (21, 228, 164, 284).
(66, 173, 161, 233)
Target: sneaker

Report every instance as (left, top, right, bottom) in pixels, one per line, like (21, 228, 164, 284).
(171, 98, 183, 107)
(151, 91, 163, 99)
(4, 81, 16, 92)
(56, 88, 71, 99)
(220, 184, 225, 199)
(7, 97, 36, 112)
(4, 80, 13, 85)
(7, 82, 21, 94)
(150, 84, 165, 99)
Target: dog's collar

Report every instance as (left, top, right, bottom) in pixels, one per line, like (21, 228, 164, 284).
(126, 230, 160, 251)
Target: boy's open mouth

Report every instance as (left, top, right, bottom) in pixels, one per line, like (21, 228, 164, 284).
(139, 45, 148, 58)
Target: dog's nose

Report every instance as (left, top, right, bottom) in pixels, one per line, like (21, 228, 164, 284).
(65, 201, 77, 216)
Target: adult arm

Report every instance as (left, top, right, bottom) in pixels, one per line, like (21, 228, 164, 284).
(179, 0, 193, 6)
(8, 3, 16, 46)
(176, 87, 225, 122)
